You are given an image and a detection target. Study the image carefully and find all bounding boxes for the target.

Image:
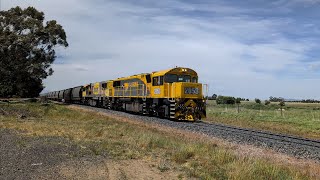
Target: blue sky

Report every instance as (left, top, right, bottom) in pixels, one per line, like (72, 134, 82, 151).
(2, 0, 320, 99)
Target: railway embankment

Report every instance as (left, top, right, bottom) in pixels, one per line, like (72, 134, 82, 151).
(1, 102, 319, 179)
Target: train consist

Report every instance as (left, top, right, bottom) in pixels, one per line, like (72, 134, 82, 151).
(44, 67, 207, 121)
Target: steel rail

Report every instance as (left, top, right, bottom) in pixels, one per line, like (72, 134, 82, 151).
(194, 121, 320, 149)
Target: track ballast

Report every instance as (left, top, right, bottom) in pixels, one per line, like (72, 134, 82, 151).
(73, 104, 320, 162)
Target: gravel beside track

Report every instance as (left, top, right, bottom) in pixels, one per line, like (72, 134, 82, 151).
(75, 104, 320, 162)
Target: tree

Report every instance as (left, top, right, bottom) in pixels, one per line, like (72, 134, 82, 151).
(216, 95, 224, 105)
(269, 96, 274, 102)
(225, 97, 236, 105)
(269, 96, 284, 102)
(0, 6, 68, 97)
(279, 101, 285, 117)
(212, 94, 217, 100)
(255, 98, 261, 104)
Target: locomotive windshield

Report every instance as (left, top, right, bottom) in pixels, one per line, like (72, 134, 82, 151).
(164, 74, 193, 83)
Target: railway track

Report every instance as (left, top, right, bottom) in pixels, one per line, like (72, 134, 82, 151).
(73, 104, 320, 161)
(193, 121, 320, 149)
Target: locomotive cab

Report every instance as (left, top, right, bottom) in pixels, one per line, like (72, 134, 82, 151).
(150, 67, 206, 121)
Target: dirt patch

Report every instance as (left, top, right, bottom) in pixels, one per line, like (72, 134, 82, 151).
(108, 160, 179, 180)
(0, 129, 181, 179)
(0, 128, 103, 179)
(55, 159, 180, 180)
(24, 155, 111, 180)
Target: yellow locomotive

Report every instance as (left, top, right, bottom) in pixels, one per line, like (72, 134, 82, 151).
(47, 67, 207, 121)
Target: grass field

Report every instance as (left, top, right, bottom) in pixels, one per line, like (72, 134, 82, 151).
(0, 102, 319, 179)
(206, 100, 320, 139)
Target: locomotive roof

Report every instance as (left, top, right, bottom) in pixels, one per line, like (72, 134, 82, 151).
(115, 73, 149, 80)
(113, 67, 197, 81)
(152, 67, 198, 77)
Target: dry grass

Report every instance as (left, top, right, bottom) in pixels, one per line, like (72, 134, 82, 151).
(0, 102, 319, 179)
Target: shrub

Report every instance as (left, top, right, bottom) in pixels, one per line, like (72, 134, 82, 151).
(216, 96, 236, 105)
(255, 98, 261, 104)
(265, 100, 271, 105)
(279, 101, 285, 107)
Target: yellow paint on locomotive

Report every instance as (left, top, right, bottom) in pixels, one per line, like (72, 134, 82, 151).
(123, 83, 129, 90)
(149, 68, 202, 99)
(82, 84, 90, 97)
(93, 83, 100, 95)
(107, 81, 113, 96)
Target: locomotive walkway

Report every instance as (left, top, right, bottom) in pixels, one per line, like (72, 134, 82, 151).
(74, 104, 320, 162)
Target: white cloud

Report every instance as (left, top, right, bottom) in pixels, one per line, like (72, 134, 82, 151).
(2, 0, 320, 99)
(309, 63, 320, 71)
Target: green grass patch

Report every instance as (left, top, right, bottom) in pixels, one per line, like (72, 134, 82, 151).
(206, 100, 320, 139)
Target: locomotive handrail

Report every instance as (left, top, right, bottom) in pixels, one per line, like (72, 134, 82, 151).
(165, 83, 171, 100)
(172, 83, 175, 99)
(113, 84, 147, 98)
(166, 83, 170, 100)
(142, 84, 147, 101)
(203, 84, 209, 101)
(164, 83, 176, 100)
(167, 83, 175, 101)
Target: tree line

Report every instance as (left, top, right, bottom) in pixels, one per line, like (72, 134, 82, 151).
(208, 94, 319, 104)
(269, 96, 320, 103)
(207, 94, 249, 102)
(292, 99, 320, 103)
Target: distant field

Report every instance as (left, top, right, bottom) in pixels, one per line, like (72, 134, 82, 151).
(206, 100, 320, 139)
(0, 102, 318, 179)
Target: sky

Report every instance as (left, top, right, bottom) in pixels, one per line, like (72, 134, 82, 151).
(1, 0, 320, 99)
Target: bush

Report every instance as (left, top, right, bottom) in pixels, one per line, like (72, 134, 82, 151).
(216, 96, 236, 105)
(279, 101, 285, 107)
(265, 100, 271, 105)
(255, 98, 261, 104)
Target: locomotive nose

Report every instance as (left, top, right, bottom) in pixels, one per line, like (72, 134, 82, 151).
(174, 99, 205, 121)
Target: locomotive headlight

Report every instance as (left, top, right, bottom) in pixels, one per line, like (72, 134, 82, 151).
(184, 87, 199, 94)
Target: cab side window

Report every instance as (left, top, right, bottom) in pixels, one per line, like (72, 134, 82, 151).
(102, 83, 107, 89)
(146, 74, 151, 83)
(192, 77, 198, 83)
(86, 86, 91, 95)
(159, 76, 164, 85)
(153, 77, 158, 86)
(153, 76, 164, 86)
